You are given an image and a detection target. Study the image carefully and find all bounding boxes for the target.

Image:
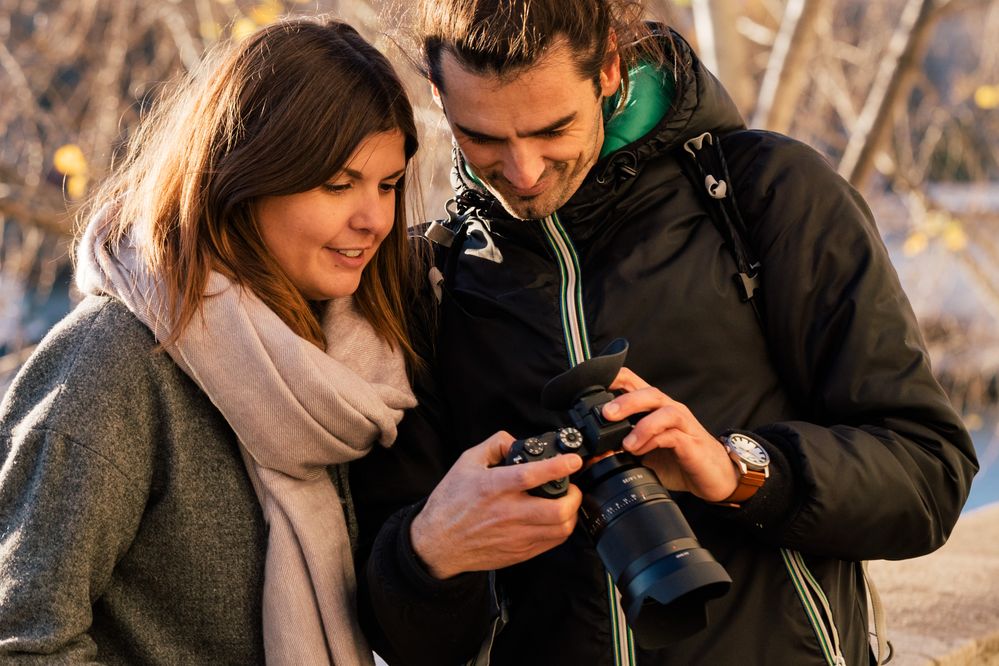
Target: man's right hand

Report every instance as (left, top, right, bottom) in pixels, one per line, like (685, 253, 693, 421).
(409, 431, 584, 580)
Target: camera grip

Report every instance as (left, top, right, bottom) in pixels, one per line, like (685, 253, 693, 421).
(502, 429, 582, 499)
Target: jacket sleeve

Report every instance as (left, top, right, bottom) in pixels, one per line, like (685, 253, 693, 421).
(721, 133, 978, 561)
(0, 425, 146, 664)
(350, 320, 498, 665)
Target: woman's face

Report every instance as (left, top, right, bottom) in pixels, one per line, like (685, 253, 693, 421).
(255, 130, 407, 301)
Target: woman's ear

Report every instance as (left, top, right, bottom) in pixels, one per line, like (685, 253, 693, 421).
(431, 83, 444, 110)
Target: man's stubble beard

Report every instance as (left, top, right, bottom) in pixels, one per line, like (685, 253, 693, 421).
(482, 103, 606, 221)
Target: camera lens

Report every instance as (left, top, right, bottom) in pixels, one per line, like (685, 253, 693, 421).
(575, 453, 731, 648)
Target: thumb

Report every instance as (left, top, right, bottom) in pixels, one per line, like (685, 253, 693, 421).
(467, 431, 517, 467)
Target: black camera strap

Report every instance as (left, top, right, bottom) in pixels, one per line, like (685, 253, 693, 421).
(678, 131, 764, 328)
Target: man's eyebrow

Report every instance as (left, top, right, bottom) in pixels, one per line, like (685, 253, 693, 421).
(455, 113, 577, 141)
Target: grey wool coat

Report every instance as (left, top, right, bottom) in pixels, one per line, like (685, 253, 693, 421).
(0, 296, 268, 664)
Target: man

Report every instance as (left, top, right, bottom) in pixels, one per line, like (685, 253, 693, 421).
(350, 1, 978, 664)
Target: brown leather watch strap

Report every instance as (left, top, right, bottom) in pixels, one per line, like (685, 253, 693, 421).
(718, 469, 767, 506)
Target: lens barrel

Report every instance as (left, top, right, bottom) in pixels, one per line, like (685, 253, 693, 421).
(575, 453, 732, 648)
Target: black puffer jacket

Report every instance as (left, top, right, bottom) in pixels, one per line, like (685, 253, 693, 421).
(352, 30, 977, 666)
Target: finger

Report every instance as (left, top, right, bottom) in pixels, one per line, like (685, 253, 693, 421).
(608, 366, 651, 393)
(520, 485, 583, 525)
(468, 431, 517, 467)
(511, 511, 579, 549)
(493, 452, 583, 492)
(629, 431, 680, 456)
(604, 385, 674, 421)
(621, 406, 686, 451)
(489, 526, 577, 564)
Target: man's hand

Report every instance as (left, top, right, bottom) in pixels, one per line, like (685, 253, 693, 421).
(603, 367, 740, 503)
(410, 431, 583, 580)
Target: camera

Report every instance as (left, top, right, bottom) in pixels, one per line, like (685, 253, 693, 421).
(501, 338, 731, 648)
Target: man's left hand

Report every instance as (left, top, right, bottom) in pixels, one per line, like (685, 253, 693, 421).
(603, 367, 741, 503)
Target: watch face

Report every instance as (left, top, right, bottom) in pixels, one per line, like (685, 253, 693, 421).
(727, 434, 770, 467)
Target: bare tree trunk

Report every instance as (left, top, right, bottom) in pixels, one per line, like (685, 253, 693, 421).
(690, 0, 754, 115)
(751, 0, 830, 133)
(837, 0, 941, 192)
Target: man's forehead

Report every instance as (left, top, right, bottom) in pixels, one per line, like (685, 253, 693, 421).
(438, 39, 584, 92)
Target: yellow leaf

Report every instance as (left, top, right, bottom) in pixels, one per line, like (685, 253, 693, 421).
(200, 20, 221, 41)
(54, 144, 88, 177)
(232, 18, 258, 42)
(249, 1, 282, 25)
(942, 222, 968, 252)
(974, 84, 999, 110)
(66, 174, 88, 200)
(923, 210, 949, 237)
(903, 231, 928, 257)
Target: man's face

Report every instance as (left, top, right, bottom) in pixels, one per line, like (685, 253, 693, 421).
(435, 41, 621, 220)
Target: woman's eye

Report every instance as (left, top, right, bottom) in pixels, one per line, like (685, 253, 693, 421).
(323, 182, 351, 193)
(379, 181, 402, 193)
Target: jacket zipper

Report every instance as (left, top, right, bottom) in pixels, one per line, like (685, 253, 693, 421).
(468, 571, 508, 666)
(541, 213, 591, 364)
(541, 212, 636, 666)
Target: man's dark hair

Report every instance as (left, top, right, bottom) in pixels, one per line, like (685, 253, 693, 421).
(415, 0, 666, 97)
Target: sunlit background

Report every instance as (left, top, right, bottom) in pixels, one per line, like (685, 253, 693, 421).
(0, 0, 996, 508)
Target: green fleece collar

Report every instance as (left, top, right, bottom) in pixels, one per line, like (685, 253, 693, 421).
(462, 62, 674, 186)
(601, 62, 675, 158)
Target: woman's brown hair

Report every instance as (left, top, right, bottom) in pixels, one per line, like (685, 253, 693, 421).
(80, 16, 421, 367)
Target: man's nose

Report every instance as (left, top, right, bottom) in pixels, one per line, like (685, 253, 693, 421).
(502, 142, 545, 190)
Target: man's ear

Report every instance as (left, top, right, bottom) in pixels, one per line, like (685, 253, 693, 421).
(431, 83, 444, 110)
(599, 30, 623, 98)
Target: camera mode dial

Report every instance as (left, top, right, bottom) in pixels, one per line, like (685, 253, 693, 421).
(523, 437, 546, 456)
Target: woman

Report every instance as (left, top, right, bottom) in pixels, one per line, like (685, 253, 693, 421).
(0, 16, 419, 665)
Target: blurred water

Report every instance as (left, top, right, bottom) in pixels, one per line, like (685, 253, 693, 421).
(965, 413, 999, 512)
(0, 271, 72, 358)
(0, 275, 23, 350)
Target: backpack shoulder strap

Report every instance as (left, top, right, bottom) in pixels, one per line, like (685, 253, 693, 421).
(680, 132, 894, 666)
(418, 198, 472, 304)
(678, 131, 764, 327)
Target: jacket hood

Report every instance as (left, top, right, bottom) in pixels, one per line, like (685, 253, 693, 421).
(448, 25, 746, 220)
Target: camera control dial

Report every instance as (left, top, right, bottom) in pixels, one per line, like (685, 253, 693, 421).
(523, 437, 547, 456)
(555, 427, 583, 452)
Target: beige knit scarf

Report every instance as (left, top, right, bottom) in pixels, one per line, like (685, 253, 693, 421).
(76, 212, 415, 665)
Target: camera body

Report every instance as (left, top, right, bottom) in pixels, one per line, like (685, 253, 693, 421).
(499, 339, 731, 649)
(504, 386, 631, 498)
(505, 427, 583, 497)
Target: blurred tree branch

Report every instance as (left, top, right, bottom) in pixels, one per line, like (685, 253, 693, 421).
(838, 0, 943, 190)
(752, 0, 830, 133)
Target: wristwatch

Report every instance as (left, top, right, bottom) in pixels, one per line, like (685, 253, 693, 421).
(717, 432, 771, 505)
